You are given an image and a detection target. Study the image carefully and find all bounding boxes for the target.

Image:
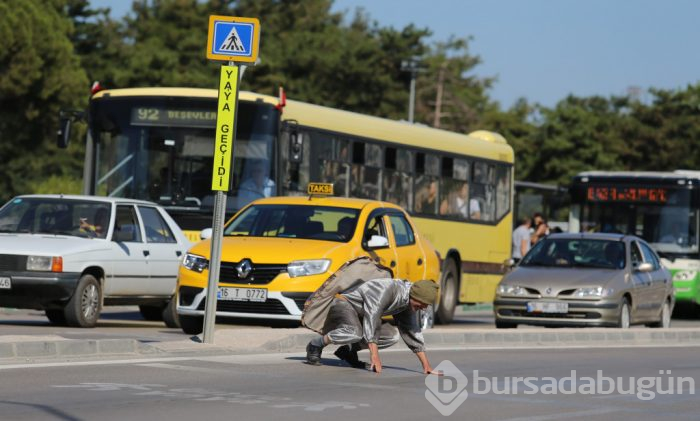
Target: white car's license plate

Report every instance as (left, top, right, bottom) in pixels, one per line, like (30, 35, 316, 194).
(217, 287, 267, 302)
(0, 277, 11, 289)
(527, 301, 568, 313)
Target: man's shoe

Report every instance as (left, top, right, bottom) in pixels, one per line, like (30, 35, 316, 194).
(306, 342, 323, 366)
(334, 345, 368, 369)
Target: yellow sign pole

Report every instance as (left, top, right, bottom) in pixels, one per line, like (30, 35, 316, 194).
(203, 63, 240, 344)
(211, 65, 238, 191)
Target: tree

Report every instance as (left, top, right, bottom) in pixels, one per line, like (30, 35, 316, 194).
(0, 0, 88, 200)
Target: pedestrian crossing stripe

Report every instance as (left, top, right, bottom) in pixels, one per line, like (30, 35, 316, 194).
(207, 16, 260, 63)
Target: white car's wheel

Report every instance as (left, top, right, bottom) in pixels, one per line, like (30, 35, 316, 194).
(65, 274, 102, 328)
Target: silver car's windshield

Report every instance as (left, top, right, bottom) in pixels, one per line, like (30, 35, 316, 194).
(521, 238, 626, 269)
(0, 198, 111, 239)
(224, 205, 359, 242)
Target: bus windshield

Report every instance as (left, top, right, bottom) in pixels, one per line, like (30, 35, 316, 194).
(578, 188, 699, 255)
(89, 95, 279, 215)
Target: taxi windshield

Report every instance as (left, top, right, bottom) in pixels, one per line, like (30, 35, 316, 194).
(0, 198, 111, 238)
(224, 204, 359, 242)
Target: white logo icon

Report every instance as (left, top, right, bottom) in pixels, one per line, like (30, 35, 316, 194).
(425, 360, 469, 416)
(219, 26, 245, 53)
(236, 259, 253, 278)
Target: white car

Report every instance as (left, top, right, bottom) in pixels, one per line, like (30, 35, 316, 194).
(0, 195, 191, 327)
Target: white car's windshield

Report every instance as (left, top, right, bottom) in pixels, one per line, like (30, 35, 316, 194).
(224, 204, 359, 242)
(521, 238, 626, 269)
(0, 198, 111, 239)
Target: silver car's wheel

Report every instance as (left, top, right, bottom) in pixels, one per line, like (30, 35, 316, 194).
(649, 301, 672, 328)
(419, 305, 435, 330)
(617, 298, 631, 329)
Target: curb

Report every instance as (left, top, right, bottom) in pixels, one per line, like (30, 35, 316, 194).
(2, 328, 700, 364)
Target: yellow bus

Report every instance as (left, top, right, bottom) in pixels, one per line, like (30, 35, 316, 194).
(66, 87, 514, 323)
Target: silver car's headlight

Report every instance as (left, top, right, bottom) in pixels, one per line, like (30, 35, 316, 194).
(287, 259, 331, 278)
(572, 286, 613, 298)
(182, 253, 209, 273)
(27, 255, 59, 271)
(497, 284, 530, 296)
(673, 270, 697, 281)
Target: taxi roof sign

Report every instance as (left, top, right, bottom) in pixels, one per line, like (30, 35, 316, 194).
(307, 183, 334, 196)
(206, 15, 260, 63)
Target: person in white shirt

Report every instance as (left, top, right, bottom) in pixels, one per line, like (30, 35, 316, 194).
(512, 217, 532, 260)
(238, 161, 276, 206)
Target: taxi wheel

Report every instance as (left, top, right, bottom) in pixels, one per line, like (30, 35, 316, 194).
(436, 259, 458, 324)
(139, 305, 165, 321)
(180, 315, 203, 335)
(65, 274, 102, 328)
(162, 298, 180, 328)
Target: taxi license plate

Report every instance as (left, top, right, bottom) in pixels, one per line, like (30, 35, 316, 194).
(217, 287, 267, 302)
(0, 277, 10, 289)
(527, 302, 568, 313)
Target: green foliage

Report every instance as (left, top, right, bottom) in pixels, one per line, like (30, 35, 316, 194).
(0, 0, 88, 201)
(2, 0, 699, 204)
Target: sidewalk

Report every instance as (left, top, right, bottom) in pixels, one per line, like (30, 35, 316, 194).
(3, 326, 700, 364)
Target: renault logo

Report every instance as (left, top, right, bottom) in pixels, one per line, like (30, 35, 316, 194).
(236, 259, 253, 278)
(545, 287, 553, 295)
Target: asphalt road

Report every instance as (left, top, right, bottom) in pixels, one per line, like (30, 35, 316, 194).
(0, 346, 698, 420)
(1, 305, 699, 342)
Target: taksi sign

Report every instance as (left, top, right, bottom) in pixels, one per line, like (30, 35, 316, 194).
(211, 65, 238, 191)
(206, 15, 260, 62)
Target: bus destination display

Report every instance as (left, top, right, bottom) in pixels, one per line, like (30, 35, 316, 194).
(586, 186, 668, 203)
(131, 107, 216, 128)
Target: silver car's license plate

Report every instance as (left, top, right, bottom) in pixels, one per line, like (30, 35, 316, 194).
(217, 287, 267, 302)
(527, 301, 568, 313)
(0, 277, 11, 289)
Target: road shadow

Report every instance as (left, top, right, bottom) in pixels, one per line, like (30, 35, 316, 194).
(0, 400, 82, 421)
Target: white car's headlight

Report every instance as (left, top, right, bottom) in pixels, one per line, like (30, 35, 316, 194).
(497, 284, 530, 296)
(182, 253, 209, 273)
(287, 259, 331, 278)
(27, 255, 62, 272)
(673, 270, 697, 282)
(572, 286, 613, 298)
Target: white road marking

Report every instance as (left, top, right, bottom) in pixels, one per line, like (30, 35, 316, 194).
(498, 407, 623, 421)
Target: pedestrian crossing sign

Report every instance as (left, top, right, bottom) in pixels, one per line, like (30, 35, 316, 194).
(207, 15, 260, 63)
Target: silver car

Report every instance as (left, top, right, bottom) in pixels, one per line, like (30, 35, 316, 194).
(494, 233, 674, 328)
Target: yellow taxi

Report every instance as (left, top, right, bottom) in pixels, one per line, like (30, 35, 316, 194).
(176, 185, 440, 334)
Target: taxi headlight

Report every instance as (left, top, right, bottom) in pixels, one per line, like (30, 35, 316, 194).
(183, 253, 209, 273)
(673, 270, 697, 282)
(27, 255, 60, 272)
(496, 284, 529, 296)
(572, 286, 612, 298)
(287, 259, 331, 278)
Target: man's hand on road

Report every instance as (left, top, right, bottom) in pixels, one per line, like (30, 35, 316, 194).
(368, 342, 382, 374)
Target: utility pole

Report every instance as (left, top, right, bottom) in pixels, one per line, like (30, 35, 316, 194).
(401, 57, 423, 123)
(433, 62, 447, 128)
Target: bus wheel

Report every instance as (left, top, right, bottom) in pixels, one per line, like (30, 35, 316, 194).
(436, 259, 458, 324)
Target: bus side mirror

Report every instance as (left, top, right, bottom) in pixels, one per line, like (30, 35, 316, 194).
(57, 116, 71, 149)
(289, 131, 303, 163)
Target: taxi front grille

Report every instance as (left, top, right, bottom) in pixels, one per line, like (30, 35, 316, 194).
(197, 298, 290, 315)
(0, 255, 26, 271)
(219, 262, 286, 285)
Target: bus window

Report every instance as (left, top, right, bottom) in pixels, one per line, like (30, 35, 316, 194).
(350, 141, 382, 200)
(414, 152, 439, 215)
(383, 147, 413, 210)
(439, 157, 472, 220)
(314, 135, 349, 197)
(471, 161, 496, 221)
(496, 165, 511, 220)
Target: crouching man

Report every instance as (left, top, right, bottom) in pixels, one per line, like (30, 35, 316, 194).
(305, 277, 440, 375)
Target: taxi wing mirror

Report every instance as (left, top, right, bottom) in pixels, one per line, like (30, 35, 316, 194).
(636, 262, 653, 273)
(367, 235, 389, 249)
(200, 228, 213, 240)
